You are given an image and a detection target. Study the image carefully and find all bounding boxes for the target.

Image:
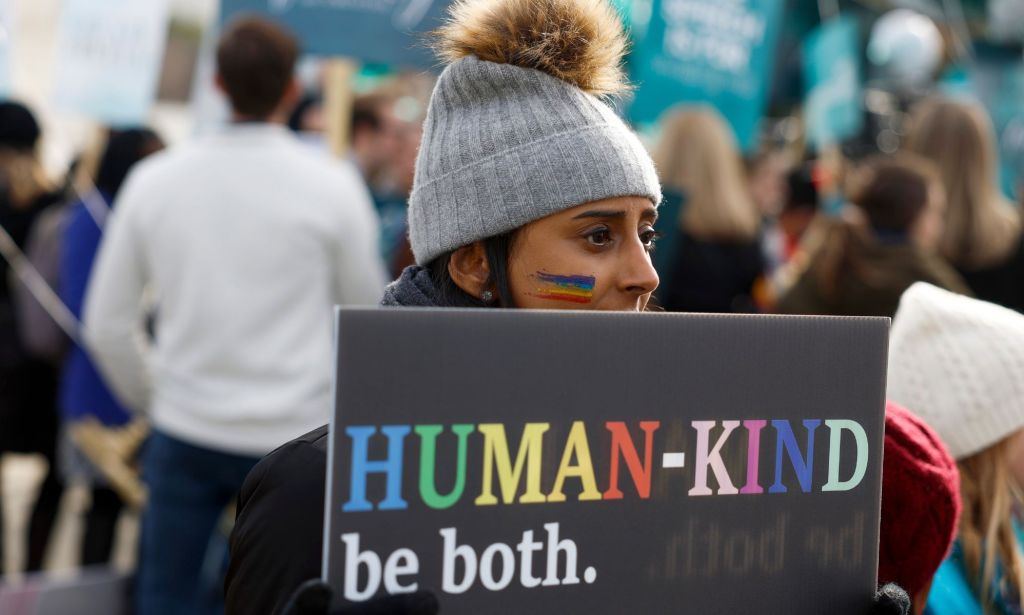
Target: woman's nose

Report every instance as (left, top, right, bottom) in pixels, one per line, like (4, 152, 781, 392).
(619, 239, 659, 297)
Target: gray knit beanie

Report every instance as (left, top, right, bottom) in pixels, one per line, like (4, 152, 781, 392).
(408, 0, 662, 265)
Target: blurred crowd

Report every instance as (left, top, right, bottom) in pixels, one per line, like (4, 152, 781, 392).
(0, 5, 1023, 615)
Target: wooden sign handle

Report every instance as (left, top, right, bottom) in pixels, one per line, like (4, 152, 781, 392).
(324, 58, 359, 158)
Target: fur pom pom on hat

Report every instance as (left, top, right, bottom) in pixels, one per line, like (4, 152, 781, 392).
(434, 0, 630, 97)
(878, 401, 961, 600)
(887, 283, 1024, 459)
(408, 0, 661, 265)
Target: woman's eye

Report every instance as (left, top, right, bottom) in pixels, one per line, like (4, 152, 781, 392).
(640, 229, 660, 250)
(586, 228, 613, 246)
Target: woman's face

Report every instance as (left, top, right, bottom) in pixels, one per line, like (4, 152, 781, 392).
(506, 196, 659, 312)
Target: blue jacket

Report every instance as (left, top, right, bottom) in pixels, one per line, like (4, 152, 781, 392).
(59, 197, 131, 426)
(926, 526, 1024, 615)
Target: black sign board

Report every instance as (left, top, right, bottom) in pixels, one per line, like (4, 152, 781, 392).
(325, 309, 888, 614)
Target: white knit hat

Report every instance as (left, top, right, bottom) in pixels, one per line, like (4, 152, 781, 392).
(887, 283, 1024, 459)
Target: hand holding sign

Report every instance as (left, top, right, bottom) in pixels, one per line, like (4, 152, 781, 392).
(281, 579, 439, 615)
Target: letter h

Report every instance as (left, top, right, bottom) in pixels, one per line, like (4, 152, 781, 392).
(342, 425, 410, 512)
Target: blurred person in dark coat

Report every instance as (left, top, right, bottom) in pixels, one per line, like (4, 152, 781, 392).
(652, 107, 766, 313)
(0, 100, 69, 572)
(776, 154, 970, 317)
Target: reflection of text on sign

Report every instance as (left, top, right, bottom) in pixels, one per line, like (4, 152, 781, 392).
(337, 418, 869, 600)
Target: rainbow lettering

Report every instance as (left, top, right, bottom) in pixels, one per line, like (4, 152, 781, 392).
(529, 272, 595, 304)
(340, 419, 870, 512)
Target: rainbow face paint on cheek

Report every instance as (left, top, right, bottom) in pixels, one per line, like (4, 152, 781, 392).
(529, 272, 595, 304)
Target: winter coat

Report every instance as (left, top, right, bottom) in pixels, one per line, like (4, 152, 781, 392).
(776, 224, 971, 318)
(0, 189, 63, 454)
(660, 228, 765, 313)
(926, 525, 1024, 615)
(957, 233, 1024, 314)
(225, 266, 442, 615)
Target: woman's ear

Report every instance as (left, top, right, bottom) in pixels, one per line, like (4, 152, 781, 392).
(448, 242, 492, 299)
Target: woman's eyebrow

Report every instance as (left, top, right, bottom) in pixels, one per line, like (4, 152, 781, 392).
(573, 209, 626, 220)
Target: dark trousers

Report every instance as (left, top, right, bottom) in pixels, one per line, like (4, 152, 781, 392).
(82, 486, 124, 566)
(0, 358, 64, 572)
(25, 447, 65, 571)
(136, 430, 260, 615)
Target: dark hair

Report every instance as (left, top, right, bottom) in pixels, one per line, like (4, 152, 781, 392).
(350, 94, 394, 138)
(216, 16, 299, 118)
(427, 232, 517, 307)
(96, 128, 164, 199)
(287, 93, 321, 133)
(0, 100, 41, 152)
(784, 164, 818, 213)
(853, 155, 937, 234)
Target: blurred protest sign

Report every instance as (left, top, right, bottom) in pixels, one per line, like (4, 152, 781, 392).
(325, 308, 887, 613)
(0, 0, 12, 98)
(804, 17, 863, 149)
(630, 0, 785, 151)
(219, 0, 453, 68)
(52, 0, 170, 125)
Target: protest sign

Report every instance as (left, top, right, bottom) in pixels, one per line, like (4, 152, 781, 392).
(325, 308, 887, 613)
(0, 0, 11, 98)
(51, 0, 169, 126)
(219, 0, 453, 68)
(804, 17, 863, 149)
(630, 0, 785, 151)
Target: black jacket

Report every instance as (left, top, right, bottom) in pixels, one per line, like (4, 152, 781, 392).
(957, 234, 1024, 313)
(0, 189, 63, 454)
(661, 229, 765, 313)
(225, 425, 329, 615)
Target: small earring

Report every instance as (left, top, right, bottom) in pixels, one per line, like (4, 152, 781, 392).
(481, 290, 494, 303)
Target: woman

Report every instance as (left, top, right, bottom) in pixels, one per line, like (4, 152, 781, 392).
(0, 100, 68, 571)
(904, 98, 1024, 312)
(776, 154, 969, 318)
(651, 107, 765, 313)
(224, 0, 660, 613)
(887, 283, 1024, 615)
(59, 127, 164, 566)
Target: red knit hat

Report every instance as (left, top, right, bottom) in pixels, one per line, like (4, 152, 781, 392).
(878, 401, 961, 599)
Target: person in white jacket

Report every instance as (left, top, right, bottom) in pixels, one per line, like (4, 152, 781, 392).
(83, 16, 387, 615)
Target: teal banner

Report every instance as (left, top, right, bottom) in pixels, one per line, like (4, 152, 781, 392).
(803, 17, 863, 149)
(630, 0, 785, 151)
(219, 0, 453, 68)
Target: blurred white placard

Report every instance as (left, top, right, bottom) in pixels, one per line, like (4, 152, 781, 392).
(0, 0, 12, 98)
(52, 0, 170, 125)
